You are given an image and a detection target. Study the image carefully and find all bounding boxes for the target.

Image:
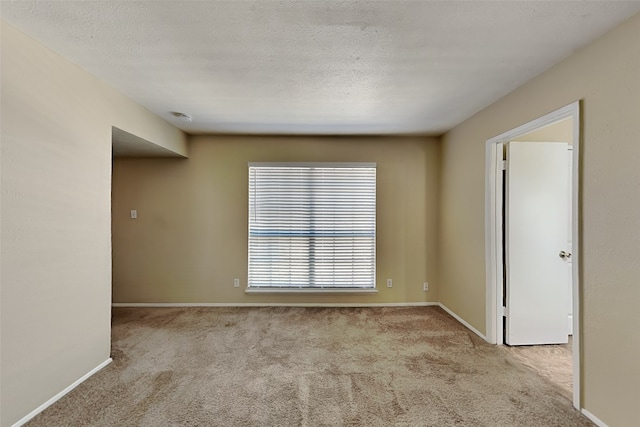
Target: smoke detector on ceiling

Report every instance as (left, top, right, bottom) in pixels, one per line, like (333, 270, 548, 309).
(170, 111, 192, 122)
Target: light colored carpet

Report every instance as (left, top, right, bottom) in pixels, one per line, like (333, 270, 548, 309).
(504, 337, 573, 398)
(26, 306, 593, 426)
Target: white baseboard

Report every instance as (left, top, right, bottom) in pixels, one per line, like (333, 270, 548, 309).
(112, 302, 440, 308)
(438, 303, 488, 341)
(12, 358, 112, 427)
(581, 409, 609, 427)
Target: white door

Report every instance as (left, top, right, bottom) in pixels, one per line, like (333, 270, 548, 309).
(505, 141, 570, 345)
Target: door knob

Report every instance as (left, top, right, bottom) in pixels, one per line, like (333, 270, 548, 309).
(559, 250, 572, 259)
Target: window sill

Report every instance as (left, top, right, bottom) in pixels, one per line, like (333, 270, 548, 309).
(245, 288, 378, 295)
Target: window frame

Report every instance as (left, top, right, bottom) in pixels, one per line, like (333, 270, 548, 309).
(246, 162, 378, 294)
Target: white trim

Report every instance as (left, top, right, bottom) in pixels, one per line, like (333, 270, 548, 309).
(570, 104, 581, 409)
(484, 100, 581, 410)
(248, 162, 376, 168)
(245, 288, 378, 295)
(438, 303, 487, 341)
(485, 103, 578, 146)
(581, 409, 609, 427)
(112, 302, 438, 308)
(485, 138, 503, 345)
(11, 358, 113, 427)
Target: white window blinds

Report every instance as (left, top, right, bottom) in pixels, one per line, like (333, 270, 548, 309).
(248, 163, 376, 289)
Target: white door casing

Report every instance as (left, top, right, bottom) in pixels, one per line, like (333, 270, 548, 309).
(485, 101, 581, 409)
(567, 147, 574, 335)
(505, 141, 569, 346)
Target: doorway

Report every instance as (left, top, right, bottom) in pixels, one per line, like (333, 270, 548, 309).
(484, 102, 581, 409)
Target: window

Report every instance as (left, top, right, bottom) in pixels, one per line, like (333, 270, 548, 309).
(248, 163, 376, 291)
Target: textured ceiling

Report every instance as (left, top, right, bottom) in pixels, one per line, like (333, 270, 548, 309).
(2, 1, 640, 136)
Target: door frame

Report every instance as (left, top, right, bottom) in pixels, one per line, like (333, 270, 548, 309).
(484, 101, 581, 409)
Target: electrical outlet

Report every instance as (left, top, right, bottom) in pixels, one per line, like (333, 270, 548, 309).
(233, 278, 240, 288)
(387, 279, 393, 288)
(423, 282, 429, 292)
(130, 209, 137, 219)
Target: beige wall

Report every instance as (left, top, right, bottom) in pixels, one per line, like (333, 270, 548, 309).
(0, 22, 186, 426)
(112, 135, 439, 305)
(439, 13, 640, 426)
(515, 117, 573, 144)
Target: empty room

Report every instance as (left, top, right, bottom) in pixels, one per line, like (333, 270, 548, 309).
(1, 2, 639, 427)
